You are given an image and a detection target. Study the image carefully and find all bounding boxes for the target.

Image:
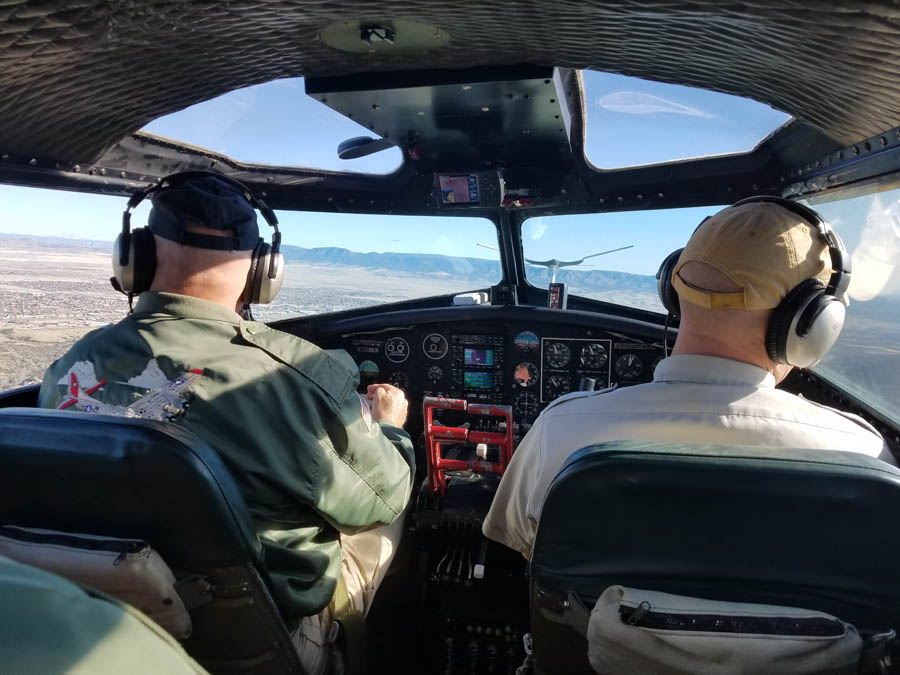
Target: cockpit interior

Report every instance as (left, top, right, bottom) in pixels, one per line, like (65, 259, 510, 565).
(1, 1, 899, 674)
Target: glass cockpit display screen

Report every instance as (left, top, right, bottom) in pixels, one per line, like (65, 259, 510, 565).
(438, 174, 479, 204)
(463, 371, 494, 389)
(464, 348, 495, 366)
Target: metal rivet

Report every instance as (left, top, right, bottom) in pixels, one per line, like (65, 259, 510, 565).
(522, 129, 531, 135)
(599, 198, 605, 204)
(327, 197, 334, 203)
(100, 167, 107, 175)
(753, 184, 759, 190)
(73, 164, 80, 172)
(369, 200, 375, 205)
(637, 194, 643, 200)
(852, 146, 859, 155)
(120, 171, 127, 178)
(0, 154, 7, 161)
(617, 196, 623, 202)
(417, 111, 425, 116)
(29, 158, 37, 166)
(657, 192, 664, 199)
(462, 85, 472, 91)
(481, 106, 490, 112)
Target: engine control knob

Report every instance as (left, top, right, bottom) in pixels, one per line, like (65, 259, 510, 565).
(476, 443, 488, 459)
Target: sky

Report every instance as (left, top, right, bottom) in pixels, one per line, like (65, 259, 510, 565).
(0, 71, 790, 277)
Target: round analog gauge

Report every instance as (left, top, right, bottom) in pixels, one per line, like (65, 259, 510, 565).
(580, 343, 608, 370)
(546, 342, 571, 368)
(651, 355, 664, 374)
(544, 374, 571, 400)
(514, 392, 540, 419)
(388, 371, 410, 391)
(426, 365, 443, 383)
(513, 362, 538, 388)
(422, 333, 449, 360)
(615, 353, 644, 379)
(514, 330, 540, 352)
(357, 359, 380, 385)
(385, 337, 410, 363)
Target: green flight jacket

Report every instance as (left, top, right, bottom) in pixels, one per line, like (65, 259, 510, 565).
(39, 292, 415, 622)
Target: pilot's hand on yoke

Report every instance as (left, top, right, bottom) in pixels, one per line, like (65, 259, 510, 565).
(367, 383, 408, 429)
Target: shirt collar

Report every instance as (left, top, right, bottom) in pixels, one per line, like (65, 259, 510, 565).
(653, 354, 776, 389)
(131, 292, 243, 324)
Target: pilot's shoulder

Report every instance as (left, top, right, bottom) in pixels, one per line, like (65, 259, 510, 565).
(799, 394, 885, 440)
(238, 321, 356, 405)
(542, 385, 618, 414)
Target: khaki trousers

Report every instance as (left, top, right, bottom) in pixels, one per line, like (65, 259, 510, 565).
(291, 513, 407, 675)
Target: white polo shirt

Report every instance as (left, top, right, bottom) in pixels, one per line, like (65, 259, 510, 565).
(483, 354, 890, 555)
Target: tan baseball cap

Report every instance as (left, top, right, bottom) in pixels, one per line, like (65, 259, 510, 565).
(672, 201, 833, 310)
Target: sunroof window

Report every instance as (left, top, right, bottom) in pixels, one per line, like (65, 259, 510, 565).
(140, 78, 403, 174)
(583, 71, 791, 169)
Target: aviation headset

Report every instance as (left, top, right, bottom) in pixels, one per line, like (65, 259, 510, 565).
(111, 171, 284, 307)
(655, 196, 852, 368)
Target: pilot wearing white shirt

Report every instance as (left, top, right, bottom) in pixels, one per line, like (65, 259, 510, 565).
(483, 198, 892, 556)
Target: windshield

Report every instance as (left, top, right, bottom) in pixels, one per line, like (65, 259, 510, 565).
(141, 77, 403, 174)
(0, 185, 500, 389)
(521, 206, 725, 312)
(802, 184, 900, 426)
(583, 70, 791, 169)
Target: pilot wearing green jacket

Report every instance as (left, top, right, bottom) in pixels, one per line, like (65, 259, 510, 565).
(39, 173, 415, 675)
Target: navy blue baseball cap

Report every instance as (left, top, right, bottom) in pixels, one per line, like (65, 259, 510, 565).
(148, 174, 260, 251)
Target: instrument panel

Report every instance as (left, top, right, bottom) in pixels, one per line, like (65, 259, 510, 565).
(328, 315, 665, 442)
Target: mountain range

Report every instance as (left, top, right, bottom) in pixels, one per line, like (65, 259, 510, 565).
(0, 232, 658, 295)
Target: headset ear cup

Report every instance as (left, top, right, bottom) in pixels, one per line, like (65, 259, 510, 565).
(656, 249, 683, 316)
(111, 227, 156, 294)
(251, 247, 284, 305)
(766, 278, 824, 365)
(244, 239, 265, 306)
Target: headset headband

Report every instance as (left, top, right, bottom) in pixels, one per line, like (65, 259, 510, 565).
(730, 195, 851, 303)
(120, 171, 281, 279)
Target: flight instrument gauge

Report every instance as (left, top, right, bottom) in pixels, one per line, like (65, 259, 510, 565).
(423, 333, 449, 360)
(388, 371, 410, 391)
(615, 354, 644, 379)
(426, 365, 443, 383)
(385, 337, 410, 363)
(544, 375, 571, 400)
(514, 392, 540, 418)
(513, 362, 538, 388)
(546, 342, 571, 368)
(580, 343, 608, 370)
(514, 330, 540, 352)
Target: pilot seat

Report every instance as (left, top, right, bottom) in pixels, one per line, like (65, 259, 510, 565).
(528, 441, 900, 675)
(0, 407, 307, 675)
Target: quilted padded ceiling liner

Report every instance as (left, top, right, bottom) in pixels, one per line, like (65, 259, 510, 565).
(1, 0, 898, 164)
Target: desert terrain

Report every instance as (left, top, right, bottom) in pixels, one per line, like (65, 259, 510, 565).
(0, 243, 492, 390)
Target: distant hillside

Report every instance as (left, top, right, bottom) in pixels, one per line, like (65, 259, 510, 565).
(0, 233, 658, 295)
(0, 232, 108, 251)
